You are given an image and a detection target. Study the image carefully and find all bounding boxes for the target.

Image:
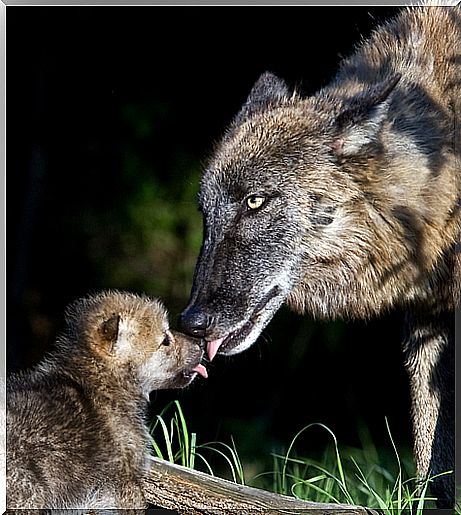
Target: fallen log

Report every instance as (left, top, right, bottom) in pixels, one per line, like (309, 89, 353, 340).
(144, 457, 379, 514)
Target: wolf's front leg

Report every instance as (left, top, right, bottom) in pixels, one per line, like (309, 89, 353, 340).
(403, 311, 455, 509)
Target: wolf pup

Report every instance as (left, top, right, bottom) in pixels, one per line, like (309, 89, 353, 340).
(179, 7, 460, 508)
(7, 290, 207, 510)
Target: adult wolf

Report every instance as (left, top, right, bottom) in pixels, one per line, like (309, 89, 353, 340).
(179, 7, 460, 508)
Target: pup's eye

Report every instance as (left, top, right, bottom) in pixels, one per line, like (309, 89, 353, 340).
(161, 335, 170, 346)
(246, 195, 266, 210)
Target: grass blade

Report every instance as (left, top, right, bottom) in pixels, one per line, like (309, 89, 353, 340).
(156, 414, 174, 463)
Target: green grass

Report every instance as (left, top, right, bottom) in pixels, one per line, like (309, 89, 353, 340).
(258, 419, 452, 514)
(149, 401, 452, 513)
(456, 496, 461, 515)
(149, 400, 245, 484)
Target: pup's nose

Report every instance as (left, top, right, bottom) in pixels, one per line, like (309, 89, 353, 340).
(178, 307, 211, 338)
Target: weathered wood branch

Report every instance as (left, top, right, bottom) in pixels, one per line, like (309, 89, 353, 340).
(144, 457, 379, 514)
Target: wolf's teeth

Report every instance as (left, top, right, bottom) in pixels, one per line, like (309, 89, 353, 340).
(207, 337, 224, 361)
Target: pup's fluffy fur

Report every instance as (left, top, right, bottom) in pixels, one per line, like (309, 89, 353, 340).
(7, 290, 206, 509)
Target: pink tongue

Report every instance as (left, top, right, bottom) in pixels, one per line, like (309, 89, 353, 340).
(207, 337, 224, 361)
(192, 364, 208, 379)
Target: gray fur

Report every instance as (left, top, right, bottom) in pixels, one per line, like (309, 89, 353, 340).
(7, 290, 204, 510)
(180, 7, 460, 508)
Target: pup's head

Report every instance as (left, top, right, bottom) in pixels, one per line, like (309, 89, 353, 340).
(63, 291, 207, 396)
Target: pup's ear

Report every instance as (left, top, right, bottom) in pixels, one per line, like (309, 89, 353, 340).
(331, 74, 401, 157)
(234, 71, 292, 125)
(98, 314, 121, 355)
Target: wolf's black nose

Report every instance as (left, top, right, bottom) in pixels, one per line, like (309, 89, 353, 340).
(178, 308, 211, 338)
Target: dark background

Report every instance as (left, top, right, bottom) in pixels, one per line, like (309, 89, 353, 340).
(7, 5, 413, 485)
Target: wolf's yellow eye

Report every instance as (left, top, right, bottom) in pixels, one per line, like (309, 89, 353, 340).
(246, 195, 266, 210)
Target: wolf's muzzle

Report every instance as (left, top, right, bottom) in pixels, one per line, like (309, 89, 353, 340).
(178, 306, 213, 338)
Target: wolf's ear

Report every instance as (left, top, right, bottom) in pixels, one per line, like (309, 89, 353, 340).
(98, 314, 121, 355)
(234, 71, 292, 125)
(331, 74, 400, 157)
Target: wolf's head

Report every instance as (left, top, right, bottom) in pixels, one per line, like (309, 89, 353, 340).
(179, 70, 433, 359)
